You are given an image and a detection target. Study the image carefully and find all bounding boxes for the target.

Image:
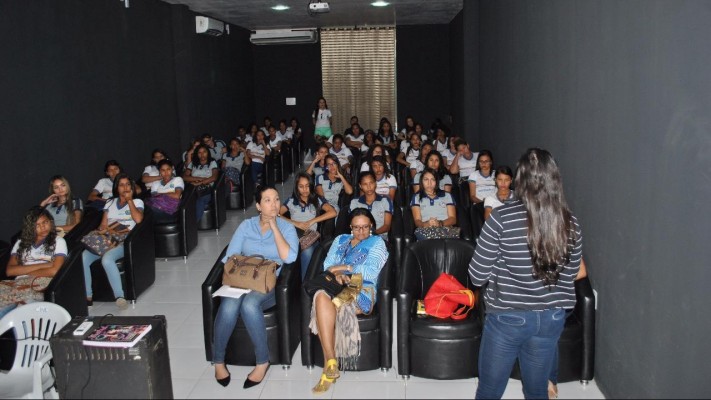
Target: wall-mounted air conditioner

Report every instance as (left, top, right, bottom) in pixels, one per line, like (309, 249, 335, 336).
(250, 29, 319, 45)
(196, 16, 225, 36)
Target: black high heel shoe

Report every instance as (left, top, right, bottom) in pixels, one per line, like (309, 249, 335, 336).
(215, 367, 231, 387)
(243, 364, 270, 389)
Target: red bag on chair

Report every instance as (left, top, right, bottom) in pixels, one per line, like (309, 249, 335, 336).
(423, 273, 476, 319)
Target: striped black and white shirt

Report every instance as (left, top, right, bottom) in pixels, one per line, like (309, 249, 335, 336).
(468, 200, 583, 312)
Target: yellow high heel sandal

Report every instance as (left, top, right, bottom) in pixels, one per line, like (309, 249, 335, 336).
(312, 373, 336, 394)
(324, 358, 340, 379)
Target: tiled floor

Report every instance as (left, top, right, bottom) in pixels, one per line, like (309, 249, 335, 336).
(89, 175, 605, 399)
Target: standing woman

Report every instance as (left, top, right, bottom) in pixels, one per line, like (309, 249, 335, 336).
(183, 144, 219, 222)
(280, 172, 337, 279)
(467, 150, 496, 204)
(315, 154, 354, 213)
(82, 173, 144, 310)
(39, 175, 83, 235)
(469, 148, 584, 399)
(312, 97, 333, 145)
(212, 186, 299, 388)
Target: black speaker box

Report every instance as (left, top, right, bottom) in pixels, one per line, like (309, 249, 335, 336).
(50, 315, 173, 399)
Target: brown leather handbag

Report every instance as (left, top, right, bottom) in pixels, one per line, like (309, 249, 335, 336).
(222, 254, 278, 294)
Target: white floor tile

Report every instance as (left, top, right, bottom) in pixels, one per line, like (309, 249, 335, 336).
(405, 381, 475, 399)
(172, 378, 199, 399)
(170, 347, 211, 379)
(187, 378, 263, 399)
(260, 378, 331, 399)
(332, 380, 406, 399)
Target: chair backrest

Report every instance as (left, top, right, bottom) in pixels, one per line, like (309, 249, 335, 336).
(406, 239, 477, 295)
(0, 302, 71, 398)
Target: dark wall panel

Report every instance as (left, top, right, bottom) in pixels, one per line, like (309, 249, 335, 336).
(477, 0, 711, 397)
(0, 0, 253, 241)
(396, 25, 450, 134)
(253, 43, 322, 151)
(449, 10, 465, 138)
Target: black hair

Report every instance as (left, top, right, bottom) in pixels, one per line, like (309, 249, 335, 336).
(348, 208, 377, 235)
(369, 155, 392, 179)
(332, 133, 345, 144)
(292, 172, 321, 213)
(454, 138, 468, 148)
(103, 159, 122, 175)
(156, 159, 174, 170)
(418, 168, 443, 201)
(358, 171, 376, 185)
(495, 165, 514, 189)
(425, 150, 449, 179)
(324, 154, 345, 180)
(150, 148, 169, 165)
(476, 150, 494, 171)
(111, 173, 135, 199)
(255, 185, 278, 204)
(16, 206, 56, 265)
(515, 148, 576, 287)
(191, 144, 215, 167)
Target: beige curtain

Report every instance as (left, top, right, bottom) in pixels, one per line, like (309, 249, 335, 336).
(320, 27, 397, 135)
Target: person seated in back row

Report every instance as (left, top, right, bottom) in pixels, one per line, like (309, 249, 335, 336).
(146, 159, 184, 224)
(87, 159, 122, 210)
(39, 175, 83, 236)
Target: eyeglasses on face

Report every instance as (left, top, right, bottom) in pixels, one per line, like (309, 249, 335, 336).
(350, 225, 372, 232)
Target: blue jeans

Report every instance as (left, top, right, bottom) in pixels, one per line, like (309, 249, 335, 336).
(250, 162, 264, 187)
(196, 192, 212, 222)
(213, 289, 276, 364)
(300, 242, 317, 281)
(476, 308, 566, 399)
(82, 246, 125, 299)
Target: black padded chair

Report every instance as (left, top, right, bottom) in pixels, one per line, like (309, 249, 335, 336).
(468, 202, 486, 240)
(268, 152, 284, 185)
(153, 185, 198, 262)
(83, 209, 156, 302)
(197, 172, 228, 234)
(300, 238, 393, 371)
(201, 246, 302, 367)
(397, 239, 482, 379)
(227, 166, 255, 211)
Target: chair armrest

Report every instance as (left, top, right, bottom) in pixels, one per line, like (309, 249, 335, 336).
(201, 246, 228, 361)
(396, 290, 414, 376)
(377, 254, 393, 368)
(457, 204, 473, 241)
(123, 210, 156, 300)
(212, 172, 228, 229)
(32, 350, 53, 398)
(574, 277, 596, 381)
(241, 166, 255, 209)
(300, 241, 331, 366)
(44, 251, 88, 317)
(276, 257, 301, 365)
(180, 185, 198, 254)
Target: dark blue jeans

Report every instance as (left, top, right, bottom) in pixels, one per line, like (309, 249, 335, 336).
(212, 290, 276, 364)
(195, 192, 212, 222)
(250, 162, 264, 187)
(300, 242, 317, 281)
(476, 308, 566, 399)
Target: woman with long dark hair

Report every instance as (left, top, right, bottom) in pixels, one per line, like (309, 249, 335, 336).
(183, 144, 219, 222)
(280, 172, 337, 279)
(39, 175, 83, 234)
(6, 207, 67, 278)
(469, 148, 584, 399)
(412, 150, 453, 193)
(315, 154, 354, 213)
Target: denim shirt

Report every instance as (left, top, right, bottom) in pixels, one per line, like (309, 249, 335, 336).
(222, 216, 299, 267)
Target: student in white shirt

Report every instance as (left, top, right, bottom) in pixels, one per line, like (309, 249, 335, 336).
(183, 144, 219, 222)
(245, 130, 271, 187)
(448, 138, 479, 183)
(82, 174, 144, 309)
(468, 150, 496, 204)
(312, 97, 333, 144)
(141, 148, 169, 191)
(203, 134, 227, 160)
(267, 126, 284, 153)
(483, 165, 516, 220)
(39, 175, 83, 234)
(147, 159, 184, 223)
(412, 150, 454, 194)
(6, 207, 67, 279)
(369, 155, 397, 202)
(221, 138, 245, 190)
(328, 134, 354, 172)
(87, 160, 122, 210)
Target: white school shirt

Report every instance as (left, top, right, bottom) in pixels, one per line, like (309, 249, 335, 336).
(142, 165, 159, 190)
(11, 237, 68, 265)
(456, 152, 479, 179)
(410, 191, 455, 222)
(151, 176, 185, 195)
(284, 197, 325, 231)
(104, 198, 144, 231)
(187, 161, 218, 179)
(484, 191, 516, 210)
(222, 152, 245, 170)
(268, 134, 283, 149)
(330, 146, 353, 166)
(467, 170, 496, 200)
(434, 139, 449, 153)
(247, 142, 267, 164)
(313, 109, 332, 128)
(375, 175, 397, 197)
(93, 178, 114, 200)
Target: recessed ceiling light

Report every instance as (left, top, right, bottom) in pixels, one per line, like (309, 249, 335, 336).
(271, 5, 290, 11)
(371, 1, 390, 6)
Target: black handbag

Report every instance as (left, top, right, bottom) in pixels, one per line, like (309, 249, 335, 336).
(304, 270, 345, 297)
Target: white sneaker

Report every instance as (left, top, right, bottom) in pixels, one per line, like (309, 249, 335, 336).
(115, 297, 128, 310)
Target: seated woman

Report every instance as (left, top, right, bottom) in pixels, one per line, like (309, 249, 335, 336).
(468, 150, 496, 204)
(409, 142, 433, 179)
(377, 119, 398, 153)
(361, 129, 376, 155)
(6, 207, 67, 279)
(483, 165, 515, 220)
(182, 138, 201, 169)
(349, 172, 393, 239)
(221, 138, 245, 191)
(39, 175, 83, 235)
(280, 172, 337, 279)
(396, 132, 422, 170)
(212, 186, 299, 388)
(308, 208, 389, 393)
(141, 148, 169, 192)
(82, 173, 144, 310)
(307, 144, 330, 177)
(87, 160, 122, 210)
(245, 129, 271, 187)
(412, 150, 453, 193)
(146, 159, 184, 224)
(182, 144, 219, 222)
(410, 169, 457, 237)
(315, 154, 354, 213)
(360, 144, 389, 172)
(369, 156, 397, 202)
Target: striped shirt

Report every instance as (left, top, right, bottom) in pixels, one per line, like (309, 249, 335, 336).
(468, 200, 583, 312)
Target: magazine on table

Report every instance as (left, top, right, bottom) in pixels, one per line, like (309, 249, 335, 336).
(83, 324, 152, 348)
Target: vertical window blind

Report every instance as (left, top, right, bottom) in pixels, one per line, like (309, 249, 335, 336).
(320, 27, 397, 135)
